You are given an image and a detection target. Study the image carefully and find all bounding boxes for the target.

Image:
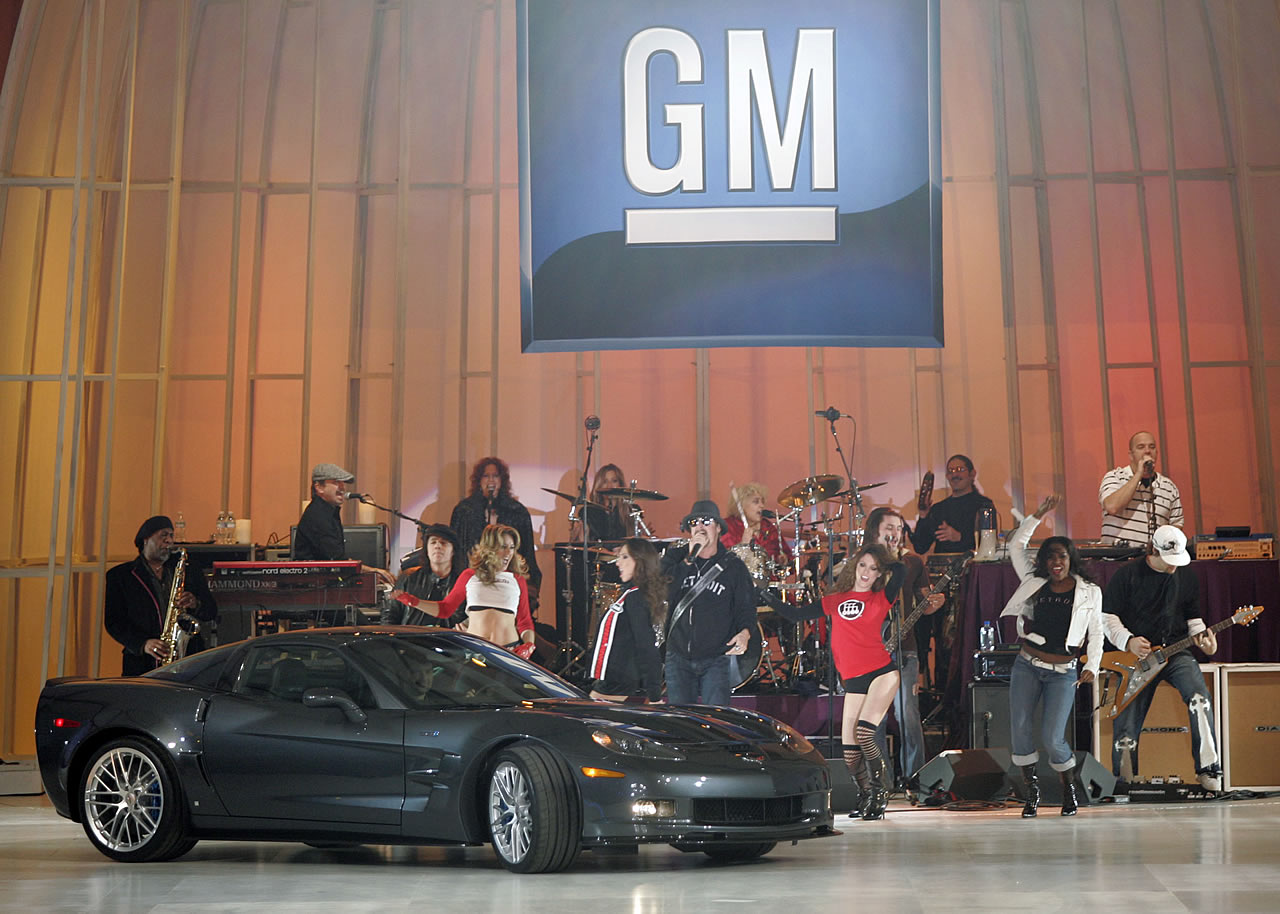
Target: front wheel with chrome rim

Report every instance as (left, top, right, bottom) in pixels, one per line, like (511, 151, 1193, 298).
(487, 743, 580, 873)
(79, 736, 196, 862)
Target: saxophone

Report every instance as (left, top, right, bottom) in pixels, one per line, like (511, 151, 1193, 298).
(158, 547, 199, 666)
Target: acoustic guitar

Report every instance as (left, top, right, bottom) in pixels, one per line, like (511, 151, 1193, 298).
(1087, 604, 1264, 718)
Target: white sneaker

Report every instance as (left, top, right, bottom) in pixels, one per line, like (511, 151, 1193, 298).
(1197, 770, 1222, 792)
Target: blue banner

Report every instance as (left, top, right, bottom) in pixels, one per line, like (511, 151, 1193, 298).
(518, 0, 942, 351)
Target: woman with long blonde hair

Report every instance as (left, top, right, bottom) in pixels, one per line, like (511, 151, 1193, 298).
(418, 524, 535, 656)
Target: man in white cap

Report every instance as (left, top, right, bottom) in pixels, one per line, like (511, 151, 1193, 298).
(295, 462, 394, 584)
(1100, 525, 1222, 791)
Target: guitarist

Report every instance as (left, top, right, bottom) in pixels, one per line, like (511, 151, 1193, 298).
(864, 507, 946, 787)
(1101, 525, 1222, 792)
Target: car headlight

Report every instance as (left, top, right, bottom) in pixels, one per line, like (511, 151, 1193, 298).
(770, 719, 815, 755)
(591, 728, 685, 760)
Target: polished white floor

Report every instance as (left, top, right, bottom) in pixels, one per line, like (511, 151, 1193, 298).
(3, 792, 1279, 913)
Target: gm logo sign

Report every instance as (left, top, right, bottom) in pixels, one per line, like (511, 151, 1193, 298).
(518, 0, 941, 352)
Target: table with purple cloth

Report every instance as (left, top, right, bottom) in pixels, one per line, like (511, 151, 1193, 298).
(947, 557, 1279, 747)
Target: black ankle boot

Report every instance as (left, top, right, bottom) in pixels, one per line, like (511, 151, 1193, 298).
(862, 757, 888, 820)
(1059, 770, 1078, 816)
(1020, 764, 1040, 818)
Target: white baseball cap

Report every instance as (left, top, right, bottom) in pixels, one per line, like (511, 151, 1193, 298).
(1152, 525, 1191, 566)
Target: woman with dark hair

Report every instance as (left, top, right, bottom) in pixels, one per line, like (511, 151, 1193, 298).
(588, 538, 667, 703)
(418, 524, 536, 657)
(450, 457, 541, 607)
(999, 494, 1104, 817)
(763, 543, 904, 819)
(572, 463, 630, 541)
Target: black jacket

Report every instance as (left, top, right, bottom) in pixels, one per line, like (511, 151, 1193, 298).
(104, 554, 218, 676)
(450, 494, 542, 603)
(662, 544, 756, 661)
(909, 490, 994, 554)
(294, 496, 346, 561)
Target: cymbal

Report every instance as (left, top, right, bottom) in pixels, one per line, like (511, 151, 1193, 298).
(835, 481, 887, 497)
(597, 486, 669, 501)
(777, 474, 845, 508)
(541, 487, 603, 508)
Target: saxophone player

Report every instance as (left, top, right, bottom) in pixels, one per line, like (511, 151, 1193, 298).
(105, 515, 218, 676)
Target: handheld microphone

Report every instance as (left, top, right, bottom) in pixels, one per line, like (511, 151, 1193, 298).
(814, 406, 845, 422)
(761, 509, 777, 520)
(584, 415, 601, 431)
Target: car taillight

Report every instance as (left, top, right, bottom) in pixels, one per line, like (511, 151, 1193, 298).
(53, 718, 81, 728)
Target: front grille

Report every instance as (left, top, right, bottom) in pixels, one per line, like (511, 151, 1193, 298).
(692, 795, 804, 826)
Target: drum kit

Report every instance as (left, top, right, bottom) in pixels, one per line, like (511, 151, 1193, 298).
(546, 473, 888, 693)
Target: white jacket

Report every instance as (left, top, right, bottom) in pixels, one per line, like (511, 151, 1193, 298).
(999, 514, 1105, 675)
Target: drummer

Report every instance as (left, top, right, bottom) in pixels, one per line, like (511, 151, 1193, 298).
(721, 482, 791, 564)
(570, 463, 630, 542)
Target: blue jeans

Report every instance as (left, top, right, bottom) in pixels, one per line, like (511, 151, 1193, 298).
(1009, 653, 1077, 770)
(1110, 651, 1218, 779)
(665, 652, 731, 706)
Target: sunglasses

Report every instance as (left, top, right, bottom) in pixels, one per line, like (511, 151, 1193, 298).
(686, 517, 717, 528)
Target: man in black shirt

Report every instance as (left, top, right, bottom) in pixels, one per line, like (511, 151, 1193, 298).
(294, 462, 393, 584)
(660, 500, 755, 706)
(1101, 525, 1222, 791)
(909, 454, 994, 555)
(390, 523, 465, 626)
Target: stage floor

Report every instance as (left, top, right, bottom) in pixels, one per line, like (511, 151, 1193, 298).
(4, 792, 1279, 912)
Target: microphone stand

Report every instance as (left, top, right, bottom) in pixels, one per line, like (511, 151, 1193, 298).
(349, 497, 425, 568)
(560, 422, 599, 681)
(823, 414, 866, 550)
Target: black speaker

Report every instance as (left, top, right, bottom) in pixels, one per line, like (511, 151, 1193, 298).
(1004, 750, 1116, 806)
(915, 748, 1012, 802)
(969, 680, 1070, 749)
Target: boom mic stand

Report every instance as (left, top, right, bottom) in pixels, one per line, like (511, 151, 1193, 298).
(557, 416, 600, 681)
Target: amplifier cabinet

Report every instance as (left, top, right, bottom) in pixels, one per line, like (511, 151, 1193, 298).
(1220, 664, 1280, 791)
(1092, 664, 1219, 784)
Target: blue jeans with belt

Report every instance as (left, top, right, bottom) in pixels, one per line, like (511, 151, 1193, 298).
(1009, 652, 1077, 770)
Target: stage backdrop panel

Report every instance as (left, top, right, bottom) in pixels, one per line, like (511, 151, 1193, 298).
(517, 0, 942, 352)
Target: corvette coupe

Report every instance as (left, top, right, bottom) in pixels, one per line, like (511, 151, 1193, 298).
(35, 628, 836, 872)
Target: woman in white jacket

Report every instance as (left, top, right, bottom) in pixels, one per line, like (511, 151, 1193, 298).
(999, 494, 1104, 817)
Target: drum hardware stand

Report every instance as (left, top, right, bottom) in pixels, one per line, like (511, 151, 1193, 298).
(553, 416, 600, 680)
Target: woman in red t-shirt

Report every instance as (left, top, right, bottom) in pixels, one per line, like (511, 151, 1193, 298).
(766, 542, 903, 819)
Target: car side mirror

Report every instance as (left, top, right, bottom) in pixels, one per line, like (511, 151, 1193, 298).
(302, 687, 368, 725)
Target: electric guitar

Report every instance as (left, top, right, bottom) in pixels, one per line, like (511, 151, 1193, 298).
(884, 552, 972, 648)
(1088, 604, 1264, 718)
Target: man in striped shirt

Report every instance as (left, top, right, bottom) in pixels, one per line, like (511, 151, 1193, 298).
(1099, 431, 1184, 546)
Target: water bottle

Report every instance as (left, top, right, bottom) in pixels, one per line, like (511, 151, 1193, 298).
(174, 512, 186, 542)
(980, 620, 997, 652)
(226, 509, 237, 544)
(216, 511, 229, 544)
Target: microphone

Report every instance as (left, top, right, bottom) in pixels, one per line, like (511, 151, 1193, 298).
(814, 406, 845, 422)
(584, 415, 601, 431)
(347, 492, 371, 503)
(761, 509, 777, 520)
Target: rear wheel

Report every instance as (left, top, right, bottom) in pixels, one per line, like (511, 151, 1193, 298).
(80, 737, 195, 862)
(487, 743, 581, 873)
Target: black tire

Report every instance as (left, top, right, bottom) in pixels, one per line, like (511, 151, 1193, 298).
(79, 736, 195, 863)
(684, 842, 776, 862)
(487, 743, 581, 873)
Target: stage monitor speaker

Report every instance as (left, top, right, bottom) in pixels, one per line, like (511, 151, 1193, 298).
(915, 748, 1011, 802)
(1221, 665, 1280, 790)
(969, 680, 1069, 750)
(288, 524, 388, 570)
(1003, 750, 1115, 806)
(1094, 663, 1218, 784)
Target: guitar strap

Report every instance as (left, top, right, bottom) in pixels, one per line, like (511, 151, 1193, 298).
(668, 561, 724, 633)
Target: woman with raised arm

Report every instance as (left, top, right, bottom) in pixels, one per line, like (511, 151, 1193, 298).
(762, 543, 904, 820)
(999, 494, 1104, 817)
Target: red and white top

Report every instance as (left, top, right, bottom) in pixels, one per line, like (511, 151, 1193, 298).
(435, 568, 534, 635)
(821, 588, 893, 680)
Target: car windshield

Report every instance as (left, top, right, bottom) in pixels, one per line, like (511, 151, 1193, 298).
(146, 646, 232, 689)
(347, 634, 584, 709)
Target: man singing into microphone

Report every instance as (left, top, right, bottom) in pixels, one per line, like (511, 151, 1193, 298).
(1099, 431, 1184, 547)
(450, 457, 542, 609)
(294, 462, 395, 584)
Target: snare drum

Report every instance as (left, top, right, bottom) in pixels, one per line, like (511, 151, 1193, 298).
(731, 544, 774, 583)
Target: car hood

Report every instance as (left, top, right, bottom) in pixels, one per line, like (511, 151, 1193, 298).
(517, 700, 792, 746)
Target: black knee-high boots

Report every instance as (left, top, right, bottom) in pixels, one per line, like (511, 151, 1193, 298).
(1059, 770, 1078, 816)
(842, 744, 872, 817)
(1020, 764, 1040, 818)
(856, 720, 888, 820)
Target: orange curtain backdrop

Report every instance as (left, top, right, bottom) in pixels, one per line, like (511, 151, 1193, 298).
(1, 0, 1278, 755)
